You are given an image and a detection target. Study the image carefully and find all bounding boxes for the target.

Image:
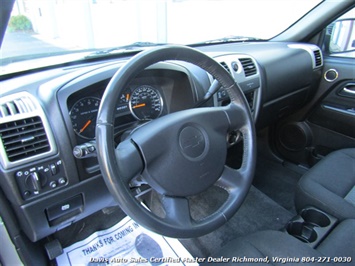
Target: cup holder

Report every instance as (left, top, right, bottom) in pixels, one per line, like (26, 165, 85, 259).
(286, 222, 317, 243)
(301, 208, 331, 227)
(285, 207, 337, 247)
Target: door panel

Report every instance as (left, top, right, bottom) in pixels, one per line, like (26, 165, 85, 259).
(273, 56, 355, 167)
(309, 80, 355, 139)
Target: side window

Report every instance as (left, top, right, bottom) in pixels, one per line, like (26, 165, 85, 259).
(323, 8, 355, 58)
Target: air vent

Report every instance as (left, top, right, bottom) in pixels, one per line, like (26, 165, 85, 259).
(0, 101, 20, 118)
(239, 58, 257, 77)
(0, 116, 50, 162)
(0, 97, 36, 118)
(220, 62, 231, 75)
(313, 50, 322, 67)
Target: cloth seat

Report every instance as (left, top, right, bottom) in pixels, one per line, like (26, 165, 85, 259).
(295, 148, 355, 220)
(202, 219, 355, 266)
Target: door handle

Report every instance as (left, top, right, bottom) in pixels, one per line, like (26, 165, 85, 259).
(339, 83, 355, 98)
(343, 87, 355, 95)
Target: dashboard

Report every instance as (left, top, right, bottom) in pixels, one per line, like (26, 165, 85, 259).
(0, 42, 322, 242)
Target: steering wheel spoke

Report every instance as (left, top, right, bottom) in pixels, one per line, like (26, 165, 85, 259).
(161, 196, 192, 227)
(115, 139, 144, 184)
(224, 101, 250, 131)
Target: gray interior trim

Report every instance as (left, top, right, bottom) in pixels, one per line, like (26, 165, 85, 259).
(0, 216, 23, 265)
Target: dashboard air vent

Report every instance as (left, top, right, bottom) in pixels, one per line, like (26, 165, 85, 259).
(0, 97, 36, 118)
(220, 62, 231, 75)
(239, 58, 257, 77)
(313, 50, 322, 67)
(0, 116, 50, 162)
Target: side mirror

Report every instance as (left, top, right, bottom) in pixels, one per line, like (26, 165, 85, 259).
(327, 19, 355, 54)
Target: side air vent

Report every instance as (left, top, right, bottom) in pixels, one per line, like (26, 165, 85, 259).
(239, 58, 257, 77)
(0, 97, 36, 118)
(0, 116, 50, 162)
(220, 62, 231, 75)
(0, 92, 57, 169)
(313, 49, 322, 67)
(288, 44, 323, 69)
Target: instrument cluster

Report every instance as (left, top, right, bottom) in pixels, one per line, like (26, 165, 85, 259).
(69, 84, 165, 140)
(67, 68, 195, 143)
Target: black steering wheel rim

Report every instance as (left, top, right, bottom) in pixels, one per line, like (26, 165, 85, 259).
(96, 45, 256, 238)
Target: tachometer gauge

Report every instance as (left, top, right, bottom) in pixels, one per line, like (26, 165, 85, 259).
(69, 97, 100, 139)
(129, 85, 163, 120)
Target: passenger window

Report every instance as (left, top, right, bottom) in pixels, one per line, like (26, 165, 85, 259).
(323, 8, 355, 58)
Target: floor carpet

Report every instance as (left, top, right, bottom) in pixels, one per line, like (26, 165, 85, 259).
(253, 157, 303, 214)
(180, 185, 293, 257)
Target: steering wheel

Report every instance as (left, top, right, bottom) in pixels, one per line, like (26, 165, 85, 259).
(96, 45, 256, 238)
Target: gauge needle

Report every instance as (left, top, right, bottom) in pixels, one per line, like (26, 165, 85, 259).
(133, 103, 146, 109)
(80, 120, 92, 133)
(126, 93, 130, 102)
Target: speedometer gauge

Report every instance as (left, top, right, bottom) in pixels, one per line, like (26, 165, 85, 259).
(70, 97, 100, 139)
(129, 85, 163, 120)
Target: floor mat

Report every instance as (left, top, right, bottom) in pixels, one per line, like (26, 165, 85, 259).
(180, 185, 293, 257)
(56, 216, 198, 266)
(253, 157, 302, 213)
(54, 207, 128, 248)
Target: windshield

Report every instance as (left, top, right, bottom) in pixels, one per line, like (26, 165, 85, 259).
(1, 0, 322, 75)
